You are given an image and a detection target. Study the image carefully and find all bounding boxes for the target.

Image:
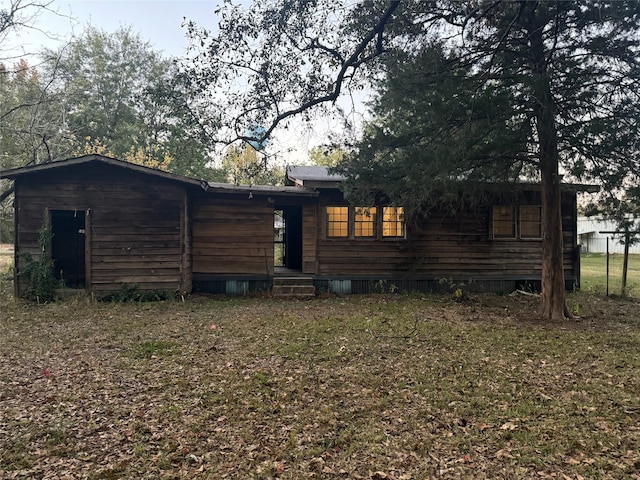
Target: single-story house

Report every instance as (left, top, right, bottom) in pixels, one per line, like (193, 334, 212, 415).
(3, 154, 596, 297)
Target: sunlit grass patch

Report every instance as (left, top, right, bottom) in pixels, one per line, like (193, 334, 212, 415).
(581, 252, 640, 297)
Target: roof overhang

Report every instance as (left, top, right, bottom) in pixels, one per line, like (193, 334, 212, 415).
(1, 154, 204, 187)
(203, 182, 318, 198)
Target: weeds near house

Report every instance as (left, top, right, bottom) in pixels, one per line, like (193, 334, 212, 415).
(101, 283, 174, 302)
(20, 224, 61, 303)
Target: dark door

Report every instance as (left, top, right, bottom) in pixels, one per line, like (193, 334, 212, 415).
(283, 206, 303, 270)
(51, 210, 86, 287)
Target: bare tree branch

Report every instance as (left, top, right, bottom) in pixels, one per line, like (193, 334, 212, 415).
(239, 0, 401, 147)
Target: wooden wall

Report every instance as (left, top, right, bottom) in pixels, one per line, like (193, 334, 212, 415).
(192, 196, 274, 275)
(301, 204, 317, 274)
(315, 191, 579, 282)
(14, 163, 189, 295)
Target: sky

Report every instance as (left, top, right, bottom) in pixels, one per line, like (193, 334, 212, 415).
(5, 0, 219, 59)
(2, 0, 362, 163)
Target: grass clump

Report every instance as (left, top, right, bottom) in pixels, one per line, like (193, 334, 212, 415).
(130, 339, 178, 359)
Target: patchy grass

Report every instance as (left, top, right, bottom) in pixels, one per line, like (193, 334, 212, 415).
(0, 244, 12, 276)
(581, 253, 640, 297)
(1, 280, 639, 479)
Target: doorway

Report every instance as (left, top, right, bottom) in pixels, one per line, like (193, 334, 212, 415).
(50, 210, 86, 287)
(274, 206, 302, 271)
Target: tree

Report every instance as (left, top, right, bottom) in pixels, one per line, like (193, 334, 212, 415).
(336, 46, 534, 213)
(185, 0, 640, 320)
(0, 58, 67, 200)
(357, 1, 640, 320)
(44, 26, 216, 179)
(1, 0, 61, 242)
(308, 146, 347, 167)
(0, 0, 55, 60)
(180, 0, 401, 147)
(45, 27, 167, 158)
(222, 144, 284, 186)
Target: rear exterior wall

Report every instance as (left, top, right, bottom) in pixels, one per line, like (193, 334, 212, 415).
(315, 190, 579, 292)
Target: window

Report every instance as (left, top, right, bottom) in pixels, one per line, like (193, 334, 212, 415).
(326, 206, 348, 237)
(493, 206, 516, 238)
(382, 207, 405, 238)
(325, 205, 405, 239)
(355, 207, 376, 237)
(520, 205, 542, 239)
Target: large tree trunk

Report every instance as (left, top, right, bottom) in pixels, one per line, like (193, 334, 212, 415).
(540, 148, 569, 320)
(524, 3, 570, 320)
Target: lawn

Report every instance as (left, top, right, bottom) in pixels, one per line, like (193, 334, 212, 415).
(1, 279, 639, 479)
(581, 253, 640, 298)
(0, 244, 12, 276)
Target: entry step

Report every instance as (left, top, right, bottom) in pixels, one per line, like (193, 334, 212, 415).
(272, 277, 315, 298)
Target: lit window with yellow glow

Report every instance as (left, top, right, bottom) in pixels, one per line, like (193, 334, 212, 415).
(326, 206, 349, 237)
(520, 205, 542, 239)
(493, 206, 516, 238)
(382, 207, 404, 237)
(354, 207, 376, 237)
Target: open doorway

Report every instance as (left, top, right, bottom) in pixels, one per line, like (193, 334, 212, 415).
(50, 210, 86, 287)
(274, 206, 302, 271)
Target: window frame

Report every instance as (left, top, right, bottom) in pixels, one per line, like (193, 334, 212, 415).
(354, 206, 377, 238)
(324, 205, 406, 240)
(519, 205, 542, 240)
(492, 205, 517, 239)
(492, 204, 543, 240)
(382, 206, 405, 239)
(326, 206, 349, 238)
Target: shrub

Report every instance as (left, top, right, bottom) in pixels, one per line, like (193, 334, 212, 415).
(20, 223, 61, 303)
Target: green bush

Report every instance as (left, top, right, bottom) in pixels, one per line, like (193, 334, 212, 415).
(20, 224, 61, 303)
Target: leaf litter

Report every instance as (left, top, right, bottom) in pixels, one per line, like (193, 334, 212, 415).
(0, 287, 639, 479)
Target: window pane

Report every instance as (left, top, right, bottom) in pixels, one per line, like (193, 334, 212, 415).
(520, 205, 542, 238)
(493, 206, 515, 238)
(326, 206, 348, 237)
(355, 207, 376, 237)
(382, 207, 404, 237)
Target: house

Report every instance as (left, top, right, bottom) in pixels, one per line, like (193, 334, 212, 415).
(578, 216, 640, 254)
(3, 154, 595, 297)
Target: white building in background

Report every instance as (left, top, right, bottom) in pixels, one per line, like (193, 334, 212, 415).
(578, 216, 640, 254)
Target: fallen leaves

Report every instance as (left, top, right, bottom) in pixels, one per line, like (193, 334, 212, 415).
(1, 292, 639, 479)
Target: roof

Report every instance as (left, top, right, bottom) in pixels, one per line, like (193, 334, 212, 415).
(1, 155, 319, 198)
(285, 165, 344, 188)
(203, 182, 318, 197)
(1, 154, 204, 187)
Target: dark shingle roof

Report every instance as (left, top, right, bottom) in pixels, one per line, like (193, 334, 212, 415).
(285, 165, 344, 188)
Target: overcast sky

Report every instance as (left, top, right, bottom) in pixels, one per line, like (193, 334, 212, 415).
(4, 0, 219, 60)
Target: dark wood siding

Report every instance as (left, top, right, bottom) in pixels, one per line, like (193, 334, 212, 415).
(14, 163, 188, 295)
(302, 204, 317, 274)
(316, 191, 578, 281)
(192, 197, 274, 275)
